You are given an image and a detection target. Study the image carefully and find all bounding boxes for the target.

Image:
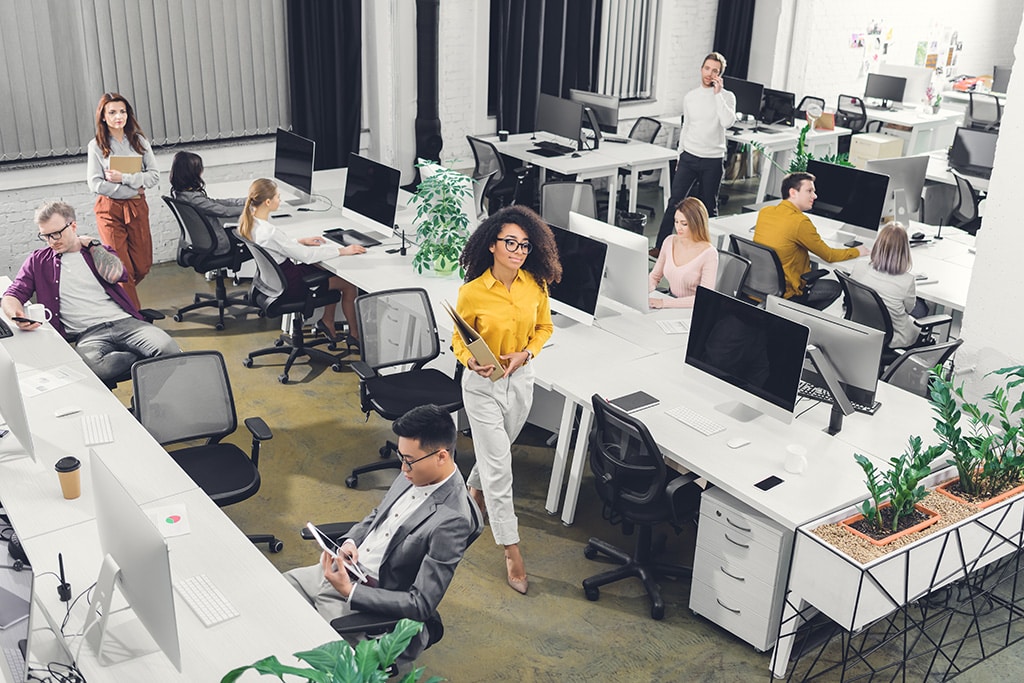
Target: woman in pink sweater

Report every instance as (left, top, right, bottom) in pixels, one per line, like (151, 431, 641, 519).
(648, 197, 719, 308)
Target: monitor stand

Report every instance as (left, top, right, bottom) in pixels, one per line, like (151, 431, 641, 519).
(81, 555, 164, 668)
(551, 313, 579, 329)
(285, 192, 314, 207)
(714, 400, 762, 423)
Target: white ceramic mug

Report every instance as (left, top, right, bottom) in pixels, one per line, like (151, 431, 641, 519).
(25, 303, 53, 323)
(784, 444, 808, 475)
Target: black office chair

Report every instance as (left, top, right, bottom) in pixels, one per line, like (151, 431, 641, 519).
(539, 180, 597, 229)
(728, 234, 828, 308)
(131, 351, 282, 552)
(949, 170, 983, 235)
(162, 196, 257, 330)
(966, 92, 1001, 131)
(795, 95, 826, 124)
(835, 271, 953, 374)
(714, 249, 751, 299)
(599, 117, 663, 220)
(235, 233, 351, 384)
(835, 94, 867, 133)
(880, 338, 963, 398)
(466, 135, 529, 214)
(582, 394, 702, 620)
(345, 288, 463, 488)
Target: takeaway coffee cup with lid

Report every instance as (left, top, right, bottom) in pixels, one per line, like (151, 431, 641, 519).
(55, 456, 82, 500)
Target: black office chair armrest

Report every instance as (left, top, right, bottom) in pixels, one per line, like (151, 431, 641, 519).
(330, 612, 400, 637)
(139, 308, 166, 322)
(914, 314, 953, 330)
(352, 360, 376, 380)
(300, 270, 333, 288)
(801, 269, 829, 284)
(244, 417, 273, 441)
(665, 471, 702, 524)
(300, 521, 356, 542)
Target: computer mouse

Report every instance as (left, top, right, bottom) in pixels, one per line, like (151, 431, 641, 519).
(571, 152, 581, 158)
(727, 437, 750, 449)
(912, 231, 925, 240)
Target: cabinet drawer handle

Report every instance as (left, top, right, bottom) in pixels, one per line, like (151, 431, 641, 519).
(716, 598, 741, 614)
(719, 566, 745, 582)
(725, 533, 750, 549)
(725, 516, 752, 533)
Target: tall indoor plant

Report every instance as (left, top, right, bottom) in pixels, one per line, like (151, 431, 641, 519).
(410, 164, 474, 276)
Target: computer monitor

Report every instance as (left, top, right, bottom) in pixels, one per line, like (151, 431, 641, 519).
(685, 287, 809, 424)
(567, 211, 649, 314)
(535, 94, 584, 150)
(948, 126, 999, 179)
(343, 153, 401, 232)
(84, 449, 181, 670)
(759, 88, 795, 126)
(273, 128, 316, 206)
(866, 155, 930, 222)
(722, 76, 764, 120)
(548, 224, 608, 326)
(0, 345, 35, 462)
(568, 89, 620, 134)
(766, 296, 884, 408)
(806, 159, 889, 240)
(863, 73, 907, 109)
(877, 64, 932, 104)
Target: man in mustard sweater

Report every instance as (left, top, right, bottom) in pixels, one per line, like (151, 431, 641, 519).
(754, 172, 868, 309)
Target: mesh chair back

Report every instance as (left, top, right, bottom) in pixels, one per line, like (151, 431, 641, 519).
(355, 288, 441, 371)
(950, 171, 980, 226)
(728, 234, 786, 302)
(628, 117, 662, 144)
(836, 95, 866, 133)
(715, 249, 751, 299)
(164, 195, 219, 258)
(540, 181, 597, 228)
(967, 92, 1001, 131)
(233, 230, 286, 304)
(796, 95, 826, 123)
(466, 136, 506, 187)
(835, 271, 894, 348)
(881, 339, 963, 398)
(132, 351, 236, 446)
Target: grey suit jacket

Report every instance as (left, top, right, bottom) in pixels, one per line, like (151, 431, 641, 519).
(347, 470, 483, 623)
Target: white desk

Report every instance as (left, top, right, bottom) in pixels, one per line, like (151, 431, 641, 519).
(865, 107, 962, 155)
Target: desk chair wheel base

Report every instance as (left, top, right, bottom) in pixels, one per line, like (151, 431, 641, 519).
(278, 373, 289, 384)
(250, 534, 284, 553)
(345, 475, 359, 488)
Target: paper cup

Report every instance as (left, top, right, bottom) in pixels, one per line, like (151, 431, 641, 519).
(55, 456, 82, 500)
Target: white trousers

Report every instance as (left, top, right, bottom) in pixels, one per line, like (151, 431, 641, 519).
(462, 363, 534, 546)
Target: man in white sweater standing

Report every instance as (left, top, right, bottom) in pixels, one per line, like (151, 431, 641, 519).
(654, 52, 737, 253)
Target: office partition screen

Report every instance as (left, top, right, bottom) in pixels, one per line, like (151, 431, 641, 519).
(722, 76, 764, 119)
(806, 160, 888, 233)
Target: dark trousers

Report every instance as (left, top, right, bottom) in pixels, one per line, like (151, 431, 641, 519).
(791, 279, 842, 310)
(656, 152, 725, 245)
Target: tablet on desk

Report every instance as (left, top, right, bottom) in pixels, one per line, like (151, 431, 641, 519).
(323, 228, 383, 248)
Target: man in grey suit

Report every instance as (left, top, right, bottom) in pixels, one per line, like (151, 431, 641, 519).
(285, 404, 482, 663)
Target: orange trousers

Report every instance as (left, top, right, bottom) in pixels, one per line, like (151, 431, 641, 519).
(94, 194, 152, 309)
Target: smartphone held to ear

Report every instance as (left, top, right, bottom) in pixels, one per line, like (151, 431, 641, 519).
(305, 522, 377, 586)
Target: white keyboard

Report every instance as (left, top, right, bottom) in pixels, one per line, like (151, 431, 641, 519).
(665, 405, 725, 436)
(3, 646, 25, 681)
(656, 319, 688, 335)
(82, 413, 114, 445)
(175, 574, 239, 627)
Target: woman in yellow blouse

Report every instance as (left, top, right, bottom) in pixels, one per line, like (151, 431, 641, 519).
(453, 206, 561, 594)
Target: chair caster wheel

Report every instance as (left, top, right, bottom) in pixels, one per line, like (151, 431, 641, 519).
(242, 358, 254, 368)
(346, 475, 358, 488)
(331, 363, 343, 372)
(257, 310, 265, 318)
(194, 294, 202, 304)
(584, 585, 599, 601)
(215, 322, 225, 331)
(274, 339, 284, 347)
(278, 374, 289, 384)
(651, 604, 665, 620)
(172, 314, 183, 322)
(270, 539, 284, 553)
(583, 545, 598, 560)
(379, 445, 390, 459)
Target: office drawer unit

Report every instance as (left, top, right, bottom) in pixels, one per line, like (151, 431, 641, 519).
(848, 132, 904, 168)
(689, 487, 792, 651)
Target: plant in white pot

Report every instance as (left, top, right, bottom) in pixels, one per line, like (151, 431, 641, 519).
(410, 164, 474, 277)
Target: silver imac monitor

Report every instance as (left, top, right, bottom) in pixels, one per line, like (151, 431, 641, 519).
(0, 345, 35, 461)
(766, 295, 884, 408)
(343, 153, 402, 234)
(877, 64, 933, 104)
(567, 211, 649, 314)
(866, 155, 929, 222)
(547, 224, 608, 326)
(273, 128, 316, 206)
(84, 449, 181, 671)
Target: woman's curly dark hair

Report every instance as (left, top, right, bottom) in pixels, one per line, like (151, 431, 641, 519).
(459, 206, 562, 284)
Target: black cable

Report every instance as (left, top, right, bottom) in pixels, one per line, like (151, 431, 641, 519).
(296, 193, 334, 212)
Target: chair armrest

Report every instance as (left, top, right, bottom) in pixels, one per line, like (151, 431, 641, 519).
(666, 472, 702, 523)
(352, 360, 376, 380)
(244, 417, 273, 441)
(300, 522, 356, 543)
(139, 308, 166, 322)
(301, 270, 333, 288)
(913, 314, 952, 330)
(330, 612, 399, 637)
(800, 269, 829, 284)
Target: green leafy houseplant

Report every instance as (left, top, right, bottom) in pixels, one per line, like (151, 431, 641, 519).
(930, 365, 1024, 499)
(221, 619, 443, 683)
(747, 123, 854, 175)
(410, 163, 474, 276)
(852, 436, 944, 535)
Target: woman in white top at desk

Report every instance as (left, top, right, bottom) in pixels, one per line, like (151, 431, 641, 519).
(849, 222, 929, 348)
(170, 151, 244, 256)
(238, 178, 366, 345)
(648, 197, 719, 308)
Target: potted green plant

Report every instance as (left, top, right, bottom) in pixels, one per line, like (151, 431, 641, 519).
(930, 365, 1024, 507)
(840, 436, 944, 545)
(747, 123, 855, 174)
(410, 163, 474, 277)
(221, 619, 443, 683)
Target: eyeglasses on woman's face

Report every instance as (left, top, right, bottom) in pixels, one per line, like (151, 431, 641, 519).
(496, 237, 532, 254)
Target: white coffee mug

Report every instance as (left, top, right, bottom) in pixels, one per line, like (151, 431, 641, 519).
(25, 303, 52, 323)
(784, 444, 808, 474)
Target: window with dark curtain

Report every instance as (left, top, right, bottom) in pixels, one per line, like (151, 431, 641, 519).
(714, 0, 756, 80)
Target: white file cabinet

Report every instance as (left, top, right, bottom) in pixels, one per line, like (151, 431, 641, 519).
(689, 487, 792, 652)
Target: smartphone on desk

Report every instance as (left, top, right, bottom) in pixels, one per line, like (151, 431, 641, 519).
(305, 522, 377, 586)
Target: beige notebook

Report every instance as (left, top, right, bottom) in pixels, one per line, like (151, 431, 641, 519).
(109, 155, 142, 173)
(442, 300, 503, 382)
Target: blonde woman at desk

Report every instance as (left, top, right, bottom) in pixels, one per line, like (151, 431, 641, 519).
(849, 222, 929, 348)
(453, 206, 561, 595)
(649, 197, 718, 308)
(238, 178, 365, 346)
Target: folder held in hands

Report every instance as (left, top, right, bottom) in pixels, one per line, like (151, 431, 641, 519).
(442, 300, 504, 382)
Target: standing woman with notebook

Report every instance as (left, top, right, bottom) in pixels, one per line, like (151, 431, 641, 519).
(453, 206, 561, 594)
(86, 93, 160, 309)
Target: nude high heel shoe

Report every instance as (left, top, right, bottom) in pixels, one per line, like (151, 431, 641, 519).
(505, 549, 528, 595)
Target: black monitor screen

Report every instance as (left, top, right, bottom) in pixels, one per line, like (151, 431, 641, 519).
(760, 88, 795, 126)
(274, 128, 315, 196)
(864, 73, 907, 106)
(948, 126, 998, 175)
(568, 89, 620, 134)
(548, 224, 607, 323)
(536, 94, 583, 148)
(344, 153, 401, 228)
(723, 76, 765, 119)
(686, 287, 808, 416)
(806, 159, 889, 232)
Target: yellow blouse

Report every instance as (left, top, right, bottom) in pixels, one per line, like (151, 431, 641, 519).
(452, 268, 553, 368)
